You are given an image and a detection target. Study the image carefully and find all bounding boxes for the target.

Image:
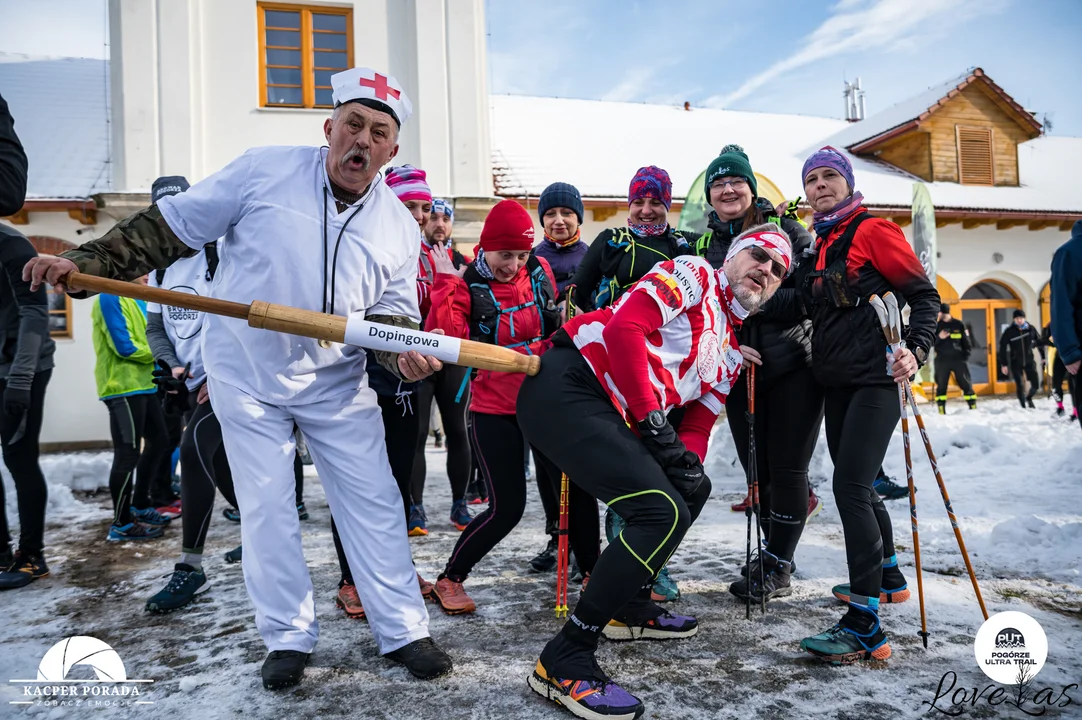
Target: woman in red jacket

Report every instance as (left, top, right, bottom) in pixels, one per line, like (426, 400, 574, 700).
(426, 199, 599, 614)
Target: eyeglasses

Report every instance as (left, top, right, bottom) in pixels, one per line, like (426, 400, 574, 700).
(710, 178, 748, 192)
(747, 246, 787, 281)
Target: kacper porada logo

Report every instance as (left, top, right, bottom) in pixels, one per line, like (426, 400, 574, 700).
(8, 636, 154, 708)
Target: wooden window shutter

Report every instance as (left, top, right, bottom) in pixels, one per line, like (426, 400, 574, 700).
(956, 126, 994, 185)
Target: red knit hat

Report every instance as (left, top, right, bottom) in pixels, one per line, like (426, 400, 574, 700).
(479, 199, 535, 252)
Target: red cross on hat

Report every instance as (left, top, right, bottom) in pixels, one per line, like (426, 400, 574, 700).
(331, 67, 413, 126)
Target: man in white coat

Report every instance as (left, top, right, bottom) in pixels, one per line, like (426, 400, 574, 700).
(25, 68, 453, 690)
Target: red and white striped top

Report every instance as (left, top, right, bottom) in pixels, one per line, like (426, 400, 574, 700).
(562, 255, 748, 423)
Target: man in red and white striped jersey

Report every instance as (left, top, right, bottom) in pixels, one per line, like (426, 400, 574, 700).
(519, 225, 791, 718)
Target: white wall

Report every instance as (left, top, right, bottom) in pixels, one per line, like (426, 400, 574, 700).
(0, 215, 110, 446)
(108, 0, 491, 196)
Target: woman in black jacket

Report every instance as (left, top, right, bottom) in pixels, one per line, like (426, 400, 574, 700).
(693, 145, 823, 604)
(795, 146, 938, 665)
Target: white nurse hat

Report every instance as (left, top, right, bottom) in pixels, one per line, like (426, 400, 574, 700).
(330, 67, 413, 127)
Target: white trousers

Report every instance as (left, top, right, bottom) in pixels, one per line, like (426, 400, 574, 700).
(209, 376, 430, 655)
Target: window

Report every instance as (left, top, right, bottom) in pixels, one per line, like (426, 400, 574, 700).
(258, 3, 353, 109)
(47, 284, 72, 339)
(956, 126, 994, 186)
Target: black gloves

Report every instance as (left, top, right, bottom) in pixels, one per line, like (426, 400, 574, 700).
(637, 410, 707, 501)
(153, 360, 190, 415)
(3, 385, 31, 416)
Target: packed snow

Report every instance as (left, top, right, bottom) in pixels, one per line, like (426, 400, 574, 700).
(1, 395, 1079, 718)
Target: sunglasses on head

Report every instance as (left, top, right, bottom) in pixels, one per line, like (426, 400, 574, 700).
(747, 245, 787, 281)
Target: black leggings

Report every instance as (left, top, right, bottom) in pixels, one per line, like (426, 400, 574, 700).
(824, 385, 900, 602)
(442, 411, 600, 581)
(519, 346, 711, 646)
(179, 397, 237, 555)
(726, 366, 824, 563)
(411, 365, 471, 505)
(155, 407, 185, 506)
(104, 393, 169, 526)
(1010, 361, 1040, 406)
(533, 449, 561, 536)
(0, 370, 51, 555)
(1051, 353, 1078, 409)
(333, 390, 421, 585)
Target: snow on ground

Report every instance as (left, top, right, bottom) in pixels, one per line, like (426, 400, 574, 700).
(1, 396, 1080, 718)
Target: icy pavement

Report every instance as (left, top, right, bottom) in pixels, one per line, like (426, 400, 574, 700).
(1, 396, 1079, 718)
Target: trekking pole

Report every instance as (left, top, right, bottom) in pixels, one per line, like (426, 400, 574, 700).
(870, 294, 929, 647)
(745, 364, 766, 618)
(555, 473, 570, 618)
(882, 293, 989, 623)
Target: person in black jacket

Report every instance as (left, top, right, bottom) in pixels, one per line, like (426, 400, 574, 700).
(690, 145, 823, 603)
(0, 92, 28, 217)
(795, 147, 939, 665)
(0, 225, 55, 589)
(934, 302, 976, 414)
(998, 309, 1044, 408)
(570, 165, 699, 313)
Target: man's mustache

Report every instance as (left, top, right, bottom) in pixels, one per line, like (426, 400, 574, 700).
(340, 146, 371, 171)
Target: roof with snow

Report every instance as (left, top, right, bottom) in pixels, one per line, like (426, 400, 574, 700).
(489, 93, 1082, 215)
(820, 67, 1042, 152)
(0, 55, 111, 199)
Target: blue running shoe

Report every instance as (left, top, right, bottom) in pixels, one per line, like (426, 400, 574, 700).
(222, 507, 241, 523)
(132, 506, 171, 526)
(107, 522, 164, 542)
(145, 563, 209, 613)
(449, 499, 471, 531)
(873, 471, 910, 500)
(800, 616, 892, 665)
(297, 502, 309, 521)
(408, 504, 428, 537)
(650, 566, 680, 602)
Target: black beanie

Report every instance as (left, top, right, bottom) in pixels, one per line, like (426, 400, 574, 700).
(940, 303, 950, 314)
(537, 182, 584, 224)
(1013, 309, 1026, 319)
(152, 175, 190, 204)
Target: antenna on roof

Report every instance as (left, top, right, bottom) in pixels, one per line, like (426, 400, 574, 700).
(843, 77, 866, 122)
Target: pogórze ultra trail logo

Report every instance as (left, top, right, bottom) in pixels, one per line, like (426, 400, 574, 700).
(925, 611, 1076, 716)
(7, 636, 154, 709)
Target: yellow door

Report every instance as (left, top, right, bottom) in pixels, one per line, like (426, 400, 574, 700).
(957, 281, 1023, 396)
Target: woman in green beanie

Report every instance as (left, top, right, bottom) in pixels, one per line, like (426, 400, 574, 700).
(695, 144, 824, 605)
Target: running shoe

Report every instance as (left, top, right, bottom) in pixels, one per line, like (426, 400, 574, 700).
(145, 563, 209, 612)
(731, 493, 752, 513)
(873, 471, 910, 501)
(602, 611, 698, 641)
(449, 499, 471, 531)
(806, 489, 823, 522)
(528, 659, 645, 720)
(800, 614, 891, 665)
(224, 545, 243, 564)
(132, 506, 172, 526)
(107, 522, 164, 542)
(408, 504, 428, 537)
(529, 537, 559, 573)
(0, 550, 49, 590)
(650, 567, 680, 602)
(297, 502, 309, 521)
(155, 499, 182, 520)
(335, 581, 365, 619)
(222, 507, 241, 523)
(433, 577, 476, 615)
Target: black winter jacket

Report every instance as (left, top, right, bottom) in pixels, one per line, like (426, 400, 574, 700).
(697, 204, 815, 383)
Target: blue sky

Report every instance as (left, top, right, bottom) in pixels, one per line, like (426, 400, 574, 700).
(486, 0, 1082, 136)
(2, 0, 1078, 135)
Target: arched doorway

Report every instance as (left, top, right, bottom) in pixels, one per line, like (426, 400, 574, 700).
(958, 280, 1022, 395)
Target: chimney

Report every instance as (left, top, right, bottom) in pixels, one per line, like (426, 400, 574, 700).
(843, 77, 866, 122)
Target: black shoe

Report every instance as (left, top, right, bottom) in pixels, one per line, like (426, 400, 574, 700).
(383, 637, 453, 680)
(742, 554, 796, 577)
(967, 400, 977, 410)
(569, 554, 583, 585)
(528, 536, 559, 573)
(730, 552, 792, 602)
(873, 471, 910, 501)
(261, 650, 309, 690)
(224, 545, 243, 564)
(0, 550, 49, 590)
(296, 503, 309, 521)
(222, 507, 241, 523)
(1026, 397, 1036, 409)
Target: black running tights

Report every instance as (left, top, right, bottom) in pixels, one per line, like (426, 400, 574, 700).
(179, 397, 237, 554)
(442, 411, 600, 582)
(518, 346, 711, 652)
(823, 385, 900, 600)
(104, 393, 169, 526)
(0, 370, 51, 554)
(411, 365, 471, 504)
(726, 366, 824, 563)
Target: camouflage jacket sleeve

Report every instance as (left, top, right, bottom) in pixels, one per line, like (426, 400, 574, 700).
(364, 313, 420, 380)
(59, 206, 196, 294)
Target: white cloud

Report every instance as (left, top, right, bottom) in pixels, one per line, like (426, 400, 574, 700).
(702, 0, 1008, 109)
